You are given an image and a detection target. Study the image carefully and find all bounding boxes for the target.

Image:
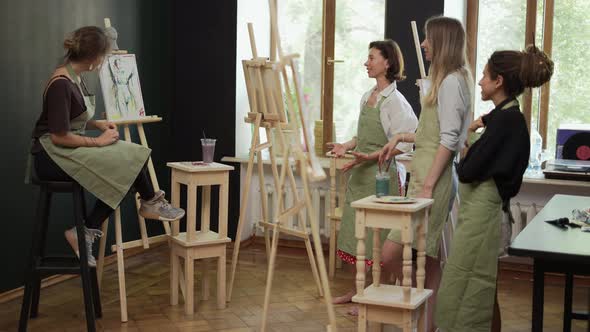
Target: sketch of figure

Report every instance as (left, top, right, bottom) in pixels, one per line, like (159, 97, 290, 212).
(98, 54, 145, 120)
(109, 58, 136, 118)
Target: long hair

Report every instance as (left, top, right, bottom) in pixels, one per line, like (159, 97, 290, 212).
(423, 16, 472, 106)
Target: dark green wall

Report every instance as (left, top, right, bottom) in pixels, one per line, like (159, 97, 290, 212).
(0, 0, 174, 293)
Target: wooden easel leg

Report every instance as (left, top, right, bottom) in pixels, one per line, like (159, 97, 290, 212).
(260, 223, 281, 332)
(114, 208, 128, 322)
(97, 217, 109, 288)
(135, 193, 149, 249)
(228, 113, 262, 301)
(303, 236, 323, 297)
(300, 166, 337, 328)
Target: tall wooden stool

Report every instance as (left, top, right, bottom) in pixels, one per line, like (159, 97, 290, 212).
(167, 162, 233, 314)
(351, 195, 433, 332)
(19, 178, 101, 332)
(326, 152, 353, 279)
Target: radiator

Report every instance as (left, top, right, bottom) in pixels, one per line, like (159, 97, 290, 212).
(251, 180, 332, 240)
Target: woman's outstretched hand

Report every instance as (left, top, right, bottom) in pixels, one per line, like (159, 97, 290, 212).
(326, 142, 347, 157)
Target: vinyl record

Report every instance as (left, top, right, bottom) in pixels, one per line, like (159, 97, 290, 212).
(562, 132, 590, 160)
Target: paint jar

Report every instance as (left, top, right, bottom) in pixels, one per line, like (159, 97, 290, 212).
(375, 170, 390, 198)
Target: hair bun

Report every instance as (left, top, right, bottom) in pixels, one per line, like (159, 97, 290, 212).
(520, 45, 554, 88)
(63, 36, 78, 52)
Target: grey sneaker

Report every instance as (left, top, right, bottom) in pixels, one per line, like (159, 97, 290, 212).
(64, 226, 103, 267)
(139, 190, 185, 221)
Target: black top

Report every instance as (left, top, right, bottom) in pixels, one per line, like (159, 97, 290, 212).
(31, 76, 87, 153)
(457, 98, 530, 207)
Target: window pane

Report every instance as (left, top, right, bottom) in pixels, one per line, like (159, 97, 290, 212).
(278, 0, 323, 122)
(474, 0, 526, 118)
(333, 0, 385, 144)
(546, 0, 590, 157)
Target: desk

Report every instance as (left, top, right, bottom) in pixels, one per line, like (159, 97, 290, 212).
(508, 194, 590, 332)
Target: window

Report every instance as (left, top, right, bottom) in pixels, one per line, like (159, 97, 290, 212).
(473, 0, 526, 119)
(470, 0, 590, 157)
(545, 0, 590, 157)
(235, 0, 385, 156)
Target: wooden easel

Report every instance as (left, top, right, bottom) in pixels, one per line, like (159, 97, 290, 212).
(234, 1, 336, 330)
(95, 18, 172, 323)
(226, 21, 325, 302)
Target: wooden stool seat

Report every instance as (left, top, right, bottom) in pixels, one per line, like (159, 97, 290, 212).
(353, 284, 432, 310)
(167, 161, 233, 315)
(351, 195, 434, 332)
(170, 231, 231, 247)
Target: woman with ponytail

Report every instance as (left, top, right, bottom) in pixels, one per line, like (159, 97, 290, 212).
(28, 27, 184, 267)
(435, 45, 553, 332)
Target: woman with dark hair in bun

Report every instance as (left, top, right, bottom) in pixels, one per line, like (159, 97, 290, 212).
(435, 45, 554, 332)
(327, 39, 418, 311)
(28, 26, 184, 267)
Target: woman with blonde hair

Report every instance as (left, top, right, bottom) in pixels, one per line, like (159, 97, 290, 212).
(435, 45, 553, 332)
(378, 16, 473, 331)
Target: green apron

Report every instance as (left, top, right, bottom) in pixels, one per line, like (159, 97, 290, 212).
(387, 99, 455, 258)
(36, 64, 151, 209)
(435, 99, 519, 332)
(337, 96, 400, 260)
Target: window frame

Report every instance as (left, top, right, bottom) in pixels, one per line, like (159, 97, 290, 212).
(467, 0, 555, 148)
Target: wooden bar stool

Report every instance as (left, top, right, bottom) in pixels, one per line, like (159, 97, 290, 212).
(351, 195, 433, 332)
(167, 162, 233, 314)
(19, 178, 101, 332)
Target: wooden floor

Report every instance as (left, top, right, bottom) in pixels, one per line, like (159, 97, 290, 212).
(1, 243, 588, 332)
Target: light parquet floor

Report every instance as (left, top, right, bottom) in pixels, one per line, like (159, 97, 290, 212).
(0, 243, 588, 332)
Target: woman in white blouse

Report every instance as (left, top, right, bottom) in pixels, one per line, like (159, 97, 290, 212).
(327, 40, 418, 312)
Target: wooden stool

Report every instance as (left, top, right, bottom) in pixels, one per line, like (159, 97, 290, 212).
(20, 178, 101, 332)
(351, 195, 433, 332)
(167, 162, 233, 314)
(326, 152, 353, 279)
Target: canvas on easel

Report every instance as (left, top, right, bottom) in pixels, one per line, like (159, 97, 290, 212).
(99, 54, 146, 120)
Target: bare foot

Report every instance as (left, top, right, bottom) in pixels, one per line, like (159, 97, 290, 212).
(332, 289, 355, 304)
(347, 305, 359, 316)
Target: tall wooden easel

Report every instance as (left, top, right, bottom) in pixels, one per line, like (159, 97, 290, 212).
(261, 1, 336, 329)
(228, 1, 337, 330)
(95, 18, 173, 323)
(226, 21, 325, 302)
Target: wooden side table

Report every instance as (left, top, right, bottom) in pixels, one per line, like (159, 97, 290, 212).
(351, 195, 434, 332)
(167, 162, 234, 314)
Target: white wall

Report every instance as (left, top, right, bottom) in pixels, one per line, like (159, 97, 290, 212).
(444, 0, 467, 25)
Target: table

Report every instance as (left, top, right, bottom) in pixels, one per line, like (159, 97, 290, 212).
(509, 194, 590, 332)
(351, 195, 434, 332)
(167, 161, 233, 314)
